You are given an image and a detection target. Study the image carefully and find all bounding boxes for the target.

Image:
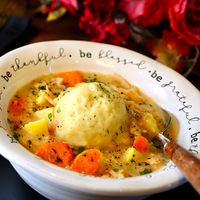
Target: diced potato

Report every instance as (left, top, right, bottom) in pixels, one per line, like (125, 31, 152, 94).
(34, 107, 54, 124)
(36, 91, 48, 106)
(36, 90, 55, 106)
(123, 147, 143, 163)
(23, 119, 49, 136)
(141, 113, 159, 138)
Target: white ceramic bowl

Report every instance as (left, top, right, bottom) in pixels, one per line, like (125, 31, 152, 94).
(0, 41, 200, 200)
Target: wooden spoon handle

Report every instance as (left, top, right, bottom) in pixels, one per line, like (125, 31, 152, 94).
(165, 141, 200, 195)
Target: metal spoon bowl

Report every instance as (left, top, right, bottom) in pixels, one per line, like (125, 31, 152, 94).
(155, 108, 200, 195)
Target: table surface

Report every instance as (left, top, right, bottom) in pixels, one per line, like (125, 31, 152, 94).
(0, 1, 199, 199)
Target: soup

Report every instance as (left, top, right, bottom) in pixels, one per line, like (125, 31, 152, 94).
(7, 71, 176, 178)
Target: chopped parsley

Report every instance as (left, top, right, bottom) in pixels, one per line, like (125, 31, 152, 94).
(56, 107, 61, 113)
(130, 159, 135, 163)
(85, 77, 97, 83)
(78, 147, 85, 154)
(98, 83, 111, 96)
(85, 74, 97, 82)
(32, 107, 37, 112)
(38, 85, 46, 90)
(139, 168, 152, 175)
(14, 94, 19, 98)
(13, 132, 20, 141)
(55, 157, 63, 163)
(31, 89, 37, 95)
(93, 96, 99, 100)
(48, 113, 53, 121)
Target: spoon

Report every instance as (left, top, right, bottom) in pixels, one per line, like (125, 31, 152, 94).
(156, 109, 200, 195)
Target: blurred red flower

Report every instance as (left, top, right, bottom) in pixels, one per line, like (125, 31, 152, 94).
(168, 0, 200, 46)
(41, 0, 200, 46)
(163, 30, 190, 56)
(147, 30, 191, 72)
(40, 0, 200, 74)
(79, 0, 130, 45)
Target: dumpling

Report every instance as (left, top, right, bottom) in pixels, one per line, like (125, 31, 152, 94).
(54, 82, 129, 148)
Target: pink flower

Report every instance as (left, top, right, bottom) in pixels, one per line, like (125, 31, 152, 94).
(48, 0, 78, 15)
(119, 0, 167, 27)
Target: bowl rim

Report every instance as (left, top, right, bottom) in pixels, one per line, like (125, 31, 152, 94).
(0, 40, 199, 196)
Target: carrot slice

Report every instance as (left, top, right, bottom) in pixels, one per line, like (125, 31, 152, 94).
(56, 71, 83, 87)
(71, 149, 101, 175)
(8, 98, 26, 116)
(36, 141, 74, 167)
(133, 135, 149, 153)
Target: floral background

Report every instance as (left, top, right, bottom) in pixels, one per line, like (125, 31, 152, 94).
(38, 0, 200, 76)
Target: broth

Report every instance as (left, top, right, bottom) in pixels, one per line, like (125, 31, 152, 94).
(7, 71, 177, 178)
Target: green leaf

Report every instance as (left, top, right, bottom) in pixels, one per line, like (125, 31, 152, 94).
(47, 7, 67, 22)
